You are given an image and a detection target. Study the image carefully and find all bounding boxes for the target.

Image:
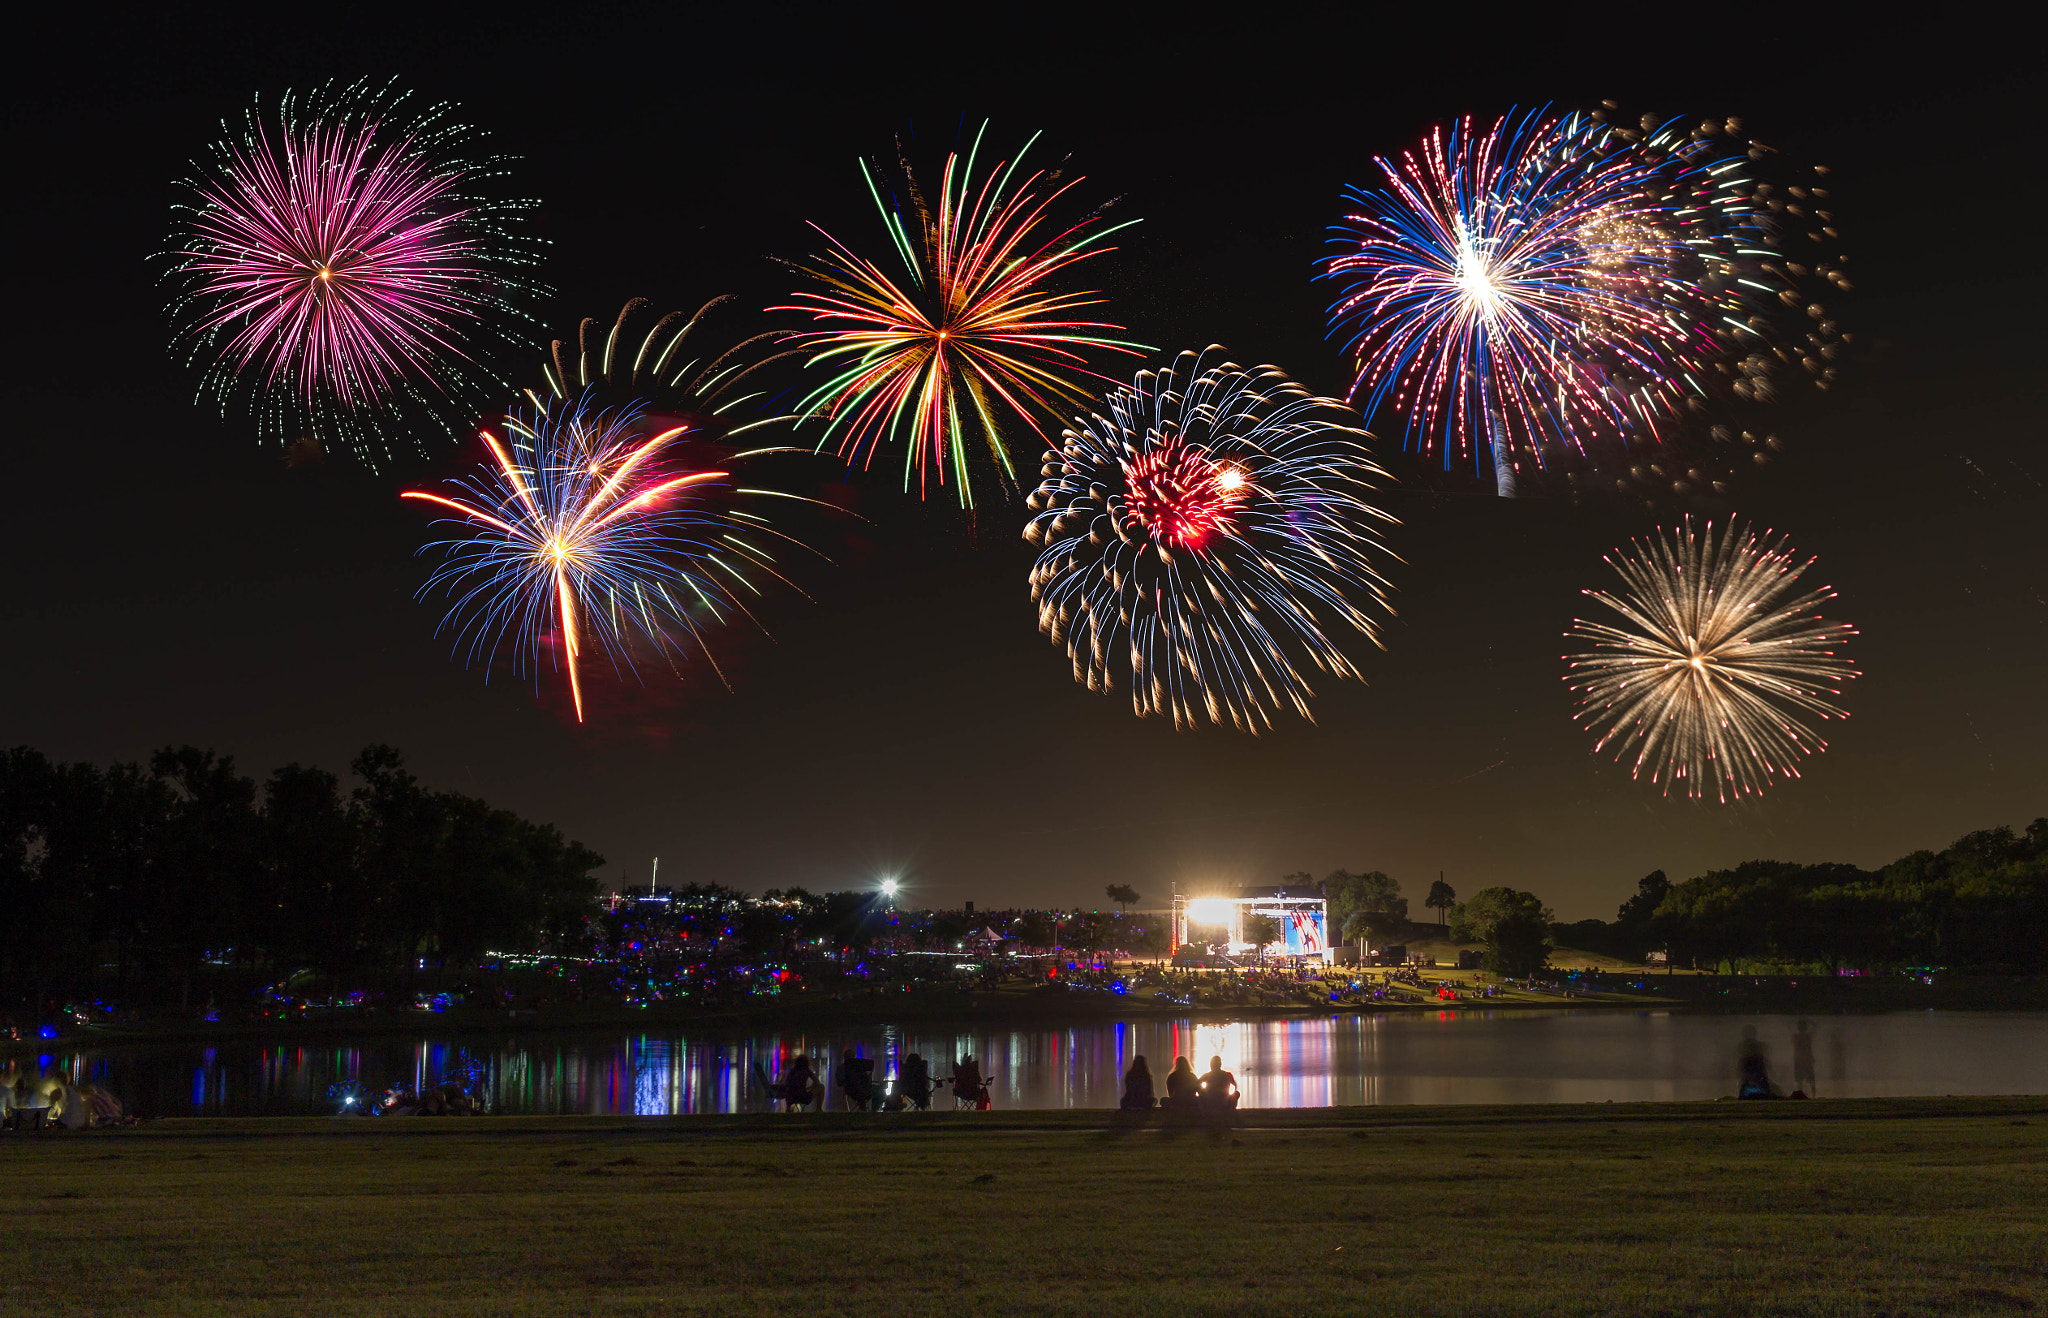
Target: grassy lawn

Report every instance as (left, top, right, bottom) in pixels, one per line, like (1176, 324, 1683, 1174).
(5, 1099, 2044, 1316)
(1399, 935, 1656, 972)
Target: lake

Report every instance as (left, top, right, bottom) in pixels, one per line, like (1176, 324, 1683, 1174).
(27, 1010, 2048, 1116)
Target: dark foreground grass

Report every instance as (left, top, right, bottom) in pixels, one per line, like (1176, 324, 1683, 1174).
(5, 1098, 2045, 1317)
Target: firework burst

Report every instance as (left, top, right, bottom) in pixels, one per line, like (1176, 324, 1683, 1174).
(163, 78, 546, 466)
(1563, 517, 1857, 801)
(1025, 349, 1397, 732)
(780, 124, 1144, 506)
(403, 394, 806, 722)
(1321, 107, 1844, 498)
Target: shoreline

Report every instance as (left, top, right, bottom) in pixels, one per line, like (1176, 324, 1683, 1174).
(12, 971, 2047, 1058)
(9, 1093, 2046, 1132)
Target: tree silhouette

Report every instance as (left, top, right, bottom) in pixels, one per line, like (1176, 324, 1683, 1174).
(1426, 878, 1457, 928)
(1323, 870, 1407, 952)
(0, 743, 605, 1009)
(1459, 887, 1554, 976)
(1105, 883, 1141, 914)
(1614, 870, 1671, 963)
(1242, 912, 1282, 962)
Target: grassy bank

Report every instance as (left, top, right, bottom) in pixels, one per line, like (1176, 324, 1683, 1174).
(5, 1099, 2044, 1316)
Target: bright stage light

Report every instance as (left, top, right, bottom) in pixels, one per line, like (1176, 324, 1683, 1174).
(1185, 898, 1233, 927)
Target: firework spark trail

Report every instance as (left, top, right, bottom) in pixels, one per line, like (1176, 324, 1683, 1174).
(1596, 104, 1848, 404)
(1025, 348, 1398, 732)
(162, 78, 546, 466)
(403, 394, 807, 722)
(539, 296, 805, 426)
(1321, 107, 1844, 497)
(779, 124, 1145, 506)
(1563, 517, 1857, 801)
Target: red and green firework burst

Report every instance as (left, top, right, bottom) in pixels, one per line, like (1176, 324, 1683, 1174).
(780, 125, 1144, 507)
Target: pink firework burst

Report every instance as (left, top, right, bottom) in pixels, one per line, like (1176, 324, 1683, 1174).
(163, 79, 546, 466)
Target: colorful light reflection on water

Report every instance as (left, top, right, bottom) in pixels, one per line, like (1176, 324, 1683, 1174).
(30, 1011, 2048, 1117)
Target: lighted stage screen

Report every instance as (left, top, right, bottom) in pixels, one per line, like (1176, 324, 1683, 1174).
(1172, 888, 1331, 963)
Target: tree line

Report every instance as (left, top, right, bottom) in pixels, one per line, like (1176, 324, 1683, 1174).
(1309, 816, 2047, 977)
(0, 745, 603, 1012)
(1564, 818, 2048, 973)
(1311, 869, 1553, 975)
(572, 811, 2048, 990)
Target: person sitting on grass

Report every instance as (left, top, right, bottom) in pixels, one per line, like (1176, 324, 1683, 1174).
(12, 1072, 53, 1131)
(1119, 1056, 1156, 1110)
(900, 1054, 933, 1111)
(1163, 1056, 1200, 1109)
(1197, 1056, 1240, 1111)
(836, 1049, 878, 1111)
(952, 1056, 989, 1109)
(1737, 1025, 1778, 1100)
(782, 1056, 819, 1111)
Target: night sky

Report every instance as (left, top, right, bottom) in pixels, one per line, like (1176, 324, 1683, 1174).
(8, 11, 2040, 920)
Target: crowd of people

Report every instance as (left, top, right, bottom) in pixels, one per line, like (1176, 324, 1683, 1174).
(1123, 963, 1337, 1008)
(755, 1048, 1244, 1117)
(758, 1050, 993, 1112)
(361, 1082, 485, 1117)
(1317, 968, 1543, 1004)
(0, 1064, 126, 1132)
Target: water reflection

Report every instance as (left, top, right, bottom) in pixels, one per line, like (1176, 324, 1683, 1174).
(34, 1010, 2048, 1117)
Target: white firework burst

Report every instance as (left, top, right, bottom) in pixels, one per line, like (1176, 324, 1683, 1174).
(1564, 517, 1857, 800)
(1025, 348, 1398, 732)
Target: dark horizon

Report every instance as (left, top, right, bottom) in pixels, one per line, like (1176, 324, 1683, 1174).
(7, 11, 2039, 922)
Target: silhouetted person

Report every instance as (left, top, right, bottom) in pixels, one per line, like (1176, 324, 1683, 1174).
(1737, 1025, 1776, 1099)
(12, 1069, 51, 1131)
(1120, 1055, 1156, 1110)
(783, 1056, 818, 1111)
(1791, 1020, 1818, 1097)
(1198, 1055, 1240, 1111)
(901, 1053, 933, 1111)
(1164, 1056, 1200, 1109)
(836, 1048, 877, 1110)
(953, 1055, 989, 1109)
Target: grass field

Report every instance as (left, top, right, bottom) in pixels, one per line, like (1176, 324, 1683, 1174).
(6, 1099, 2045, 1316)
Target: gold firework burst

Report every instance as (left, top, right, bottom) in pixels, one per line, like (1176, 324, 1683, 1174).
(1564, 517, 1857, 801)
